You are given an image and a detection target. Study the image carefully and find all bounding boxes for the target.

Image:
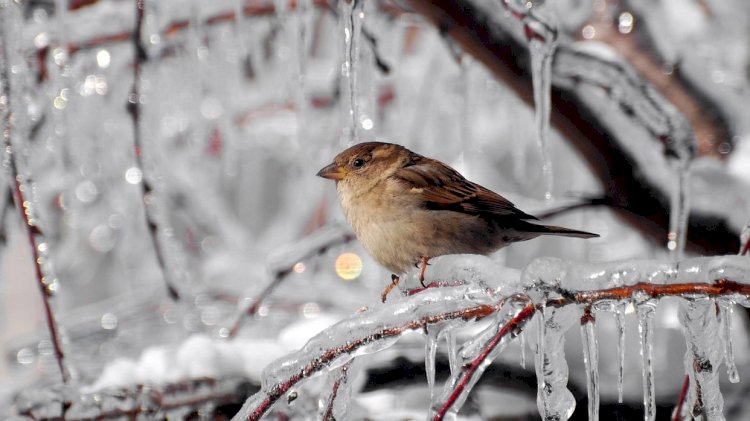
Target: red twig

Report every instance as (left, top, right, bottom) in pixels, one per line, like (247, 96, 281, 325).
(227, 230, 354, 338)
(235, 303, 497, 420)
(65, 0, 330, 55)
(0, 18, 70, 384)
(432, 302, 536, 420)
(236, 276, 750, 419)
(673, 375, 690, 421)
(128, 0, 180, 300)
(321, 362, 351, 420)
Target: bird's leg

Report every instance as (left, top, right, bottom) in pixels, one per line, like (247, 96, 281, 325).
(380, 274, 400, 303)
(418, 256, 430, 287)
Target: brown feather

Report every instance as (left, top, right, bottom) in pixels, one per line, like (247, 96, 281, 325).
(393, 153, 538, 220)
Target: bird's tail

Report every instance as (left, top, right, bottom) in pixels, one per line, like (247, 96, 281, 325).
(534, 224, 599, 239)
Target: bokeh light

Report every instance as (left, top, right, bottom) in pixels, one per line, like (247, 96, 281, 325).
(334, 252, 363, 281)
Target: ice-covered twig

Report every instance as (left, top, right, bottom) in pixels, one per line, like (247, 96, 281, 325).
(403, 0, 744, 254)
(231, 285, 498, 421)
(319, 361, 352, 420)
(19, 377, 250, 420)
(128, 0, 180, 301)
(0, 3, 70, 385)
(228, 223, 353, 337)
(26, 1, 333, 59)
(432, 300, 536, 420)
(233, 254, 750, 420)
(673, 224, 750, 420)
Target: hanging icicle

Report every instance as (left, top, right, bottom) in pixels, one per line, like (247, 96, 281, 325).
(637, 301, 657, 421)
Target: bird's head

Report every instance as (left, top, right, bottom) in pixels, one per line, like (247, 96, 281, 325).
(317, 142, 408, 194)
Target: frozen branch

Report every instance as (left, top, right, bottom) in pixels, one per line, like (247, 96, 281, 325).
(230, 285, 499, 420)
(403, 0, 746, 254)
(128, 0, 180, 300)
(232, 254, 750, 420)
(227, 223, 353, 337)
(0, 3, 70, 385)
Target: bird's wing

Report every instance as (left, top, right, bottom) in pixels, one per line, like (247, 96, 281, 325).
(392, 155, 538, 220)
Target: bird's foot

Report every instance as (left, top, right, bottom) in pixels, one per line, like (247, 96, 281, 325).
(380, 274, 400, 303)
(418, 256, 430, 287)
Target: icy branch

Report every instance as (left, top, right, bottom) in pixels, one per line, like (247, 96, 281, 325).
(230, 285, 498, 421)
(228, 223, 353, 337)
(0, 2, 70, 385)
(403, 0, 746, 254)
(234, 254, 750, 420)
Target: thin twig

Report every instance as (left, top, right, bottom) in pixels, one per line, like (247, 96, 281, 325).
(227, 227, 354, 338)
(233, 302, 497, 420)
(433, 302, 536, 420)
(0, 9, 70, 384)
(321, 361, 352, 420)
(673, 375, 690, 421)
(128, 0, 180, 300)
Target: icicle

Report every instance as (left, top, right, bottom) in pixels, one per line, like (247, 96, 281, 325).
(502, 0, 558, 202)
(679, 299, 726, 420)
(528, 37, 556, 201)
(431, 299, 534, 420)
(615, 303, 626, 404)
(340, 0, 363, 146)
(717, 300, 739, 383)
(519, 331, 526, 369)
(532, 306, 577, 420)
(580, 315, 599, 421)
(295, 0, 310, 150)
(446, 329, 460, 376)
(668, 158, 691, 261)
(637, 301, 657, 421)
(425, 327, 439, 402)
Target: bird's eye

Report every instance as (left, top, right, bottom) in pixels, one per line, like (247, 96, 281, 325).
(351, 158, 366, 169)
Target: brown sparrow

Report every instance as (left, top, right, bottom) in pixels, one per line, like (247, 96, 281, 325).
(317, 142, 598, 288)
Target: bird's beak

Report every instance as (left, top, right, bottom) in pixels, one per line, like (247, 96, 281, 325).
(316, 163, 347, 181)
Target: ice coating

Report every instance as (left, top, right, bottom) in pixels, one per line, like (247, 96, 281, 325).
(530, 306, 577, 420)
(554, 42, 695, 163)
(637, 301, 656, 421)
(431, 299, 535, 419)
(679, 299, 726, 420)
(265, 223, 353, 275)
(233, 284, 496, 420)
(523, 255, 750, 295)
(318, 361, 352, 420)
(581, 316, 599, 421)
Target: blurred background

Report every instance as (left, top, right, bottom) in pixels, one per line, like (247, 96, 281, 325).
(1, 0, 750, 419)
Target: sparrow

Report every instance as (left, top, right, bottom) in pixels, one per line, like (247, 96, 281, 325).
(317, 142, 598, 290)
